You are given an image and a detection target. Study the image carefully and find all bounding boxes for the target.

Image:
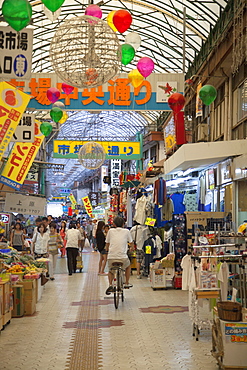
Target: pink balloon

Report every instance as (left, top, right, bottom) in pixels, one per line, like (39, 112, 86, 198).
(46, 87, 60, 103)
(61, 83, 74, 95)
(85, 4, 102, 19)
(137, 57, 155, 78)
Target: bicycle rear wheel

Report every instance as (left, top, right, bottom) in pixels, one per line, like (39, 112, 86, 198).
(114, 269, 120, 309)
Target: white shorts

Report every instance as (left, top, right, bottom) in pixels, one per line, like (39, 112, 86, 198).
(108, 258, 130, 270)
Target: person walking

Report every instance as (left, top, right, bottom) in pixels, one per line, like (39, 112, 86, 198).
(76, 220, 86, 249)
(105, 216, 134, 295)
(47, 223, 63, 280)
(9, 222, 25, 251)
(31, 223, 50, 258)
(65, 222, 82, 276)
(59, 221, 67, 258)
(92, 219, 98, 252)
(96, 221, 108, 275)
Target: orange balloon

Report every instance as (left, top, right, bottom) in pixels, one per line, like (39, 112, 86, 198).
(128, 69, 144, 88)
(107, 11, 117, 32)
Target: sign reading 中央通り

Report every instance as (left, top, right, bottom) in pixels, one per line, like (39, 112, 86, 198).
(7, 73, 184, 111)
(0, 120, 45, 190)
(0, 81, 30, 161)
(4, 193, 46, 215)
(53, 140, 141, 160)
(11, 113, 35, 142)
(0, 27, 33, 80)
(82, 196, 93, 218)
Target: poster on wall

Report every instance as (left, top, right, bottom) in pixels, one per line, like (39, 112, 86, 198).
(4, 193, 46, 215)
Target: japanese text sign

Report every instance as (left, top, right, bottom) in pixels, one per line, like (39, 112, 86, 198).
(111, 159, 121, 187)
(225, 323, 247, 343)
(53, 140, 141, 160)
(4, 193, 46, 215)
(145, 217, 156, 227)
(0, 27, 33, 80)
(82, 196, 93, 218)
(8, 73, 184, 111)
(11, 113, 35, 142)
(89, 192, 98, 207)
(0, 120, 44, 190)
(0, 81, 30, 161)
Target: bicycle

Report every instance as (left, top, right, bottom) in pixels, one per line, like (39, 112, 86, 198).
(111, 262, 125, 309)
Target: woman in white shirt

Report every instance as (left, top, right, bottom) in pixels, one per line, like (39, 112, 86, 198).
(65, 222, 82, 276)
(32, 223, 49, 258)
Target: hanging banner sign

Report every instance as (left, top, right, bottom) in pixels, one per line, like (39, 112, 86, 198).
(0, 27, 33, 80)
(0, 120, 44, 190)
(68, 193, 77, 206)
(53, 140, 141, 160)
(11, 113, 35, 142)
(0, 81, 30, 161)
(7, 73, 184, 111)
(4, 193, 46, 215)
(145, 217, 156, 227)
(82, 196, 93, 218)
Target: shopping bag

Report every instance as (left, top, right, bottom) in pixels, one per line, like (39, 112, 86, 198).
(84, 238, 90, 248)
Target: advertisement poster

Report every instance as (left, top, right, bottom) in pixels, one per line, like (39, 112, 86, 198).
(82, 196, 93, 218)
(0, 120, 44, 190)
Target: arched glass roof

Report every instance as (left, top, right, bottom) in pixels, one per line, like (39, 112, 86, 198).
(21, 0, 229, 74)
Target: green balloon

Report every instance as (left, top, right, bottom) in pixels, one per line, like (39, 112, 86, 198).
(120, 44, 135, 66)
(199, 85, 217, 106)
(41, 0, 65, 12)
(50, 107, 63, 123)
(2, 0, 32, 32)
(40, 122, 53, 137)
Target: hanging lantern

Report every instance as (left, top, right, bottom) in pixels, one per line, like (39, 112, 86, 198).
(113, 10, 132, 33)
(50, 107, 63, 122)
(40, 122, 53, 137)
(128, 69, 144, 88)
(47, 87, 60, 104)
(78, 142, 106, 170)
(199, 85, 217, 106)
(125, 32, 141, 50)
(41, 0, 65, 13)
(85, 4, 102, 19)
(137, 57, 154, 78)
(120, 44, 135, 66)
(168, 93, 185, 113)
(2, 0, 32, 32)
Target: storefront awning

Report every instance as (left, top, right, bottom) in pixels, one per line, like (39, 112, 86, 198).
(164, 140, 247, 175)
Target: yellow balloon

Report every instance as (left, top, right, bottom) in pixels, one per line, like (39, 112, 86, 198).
(128, 69, 144, 88)
(59, 111, 68, 124)
(107, 11, 117, 32)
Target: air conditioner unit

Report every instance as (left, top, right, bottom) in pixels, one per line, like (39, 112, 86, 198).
(197, 124, 208, 142)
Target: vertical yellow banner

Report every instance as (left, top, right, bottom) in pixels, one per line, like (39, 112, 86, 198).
(68, 193, 77, 206)
(0, 82, 30, 161)
(0, 120, 45, 190)
(82, 196, 93, 218)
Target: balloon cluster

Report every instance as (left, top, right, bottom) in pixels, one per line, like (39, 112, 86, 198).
(40, 83, 73, 136)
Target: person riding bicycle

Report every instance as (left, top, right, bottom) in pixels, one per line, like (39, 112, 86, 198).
(105, 216, 134, 295)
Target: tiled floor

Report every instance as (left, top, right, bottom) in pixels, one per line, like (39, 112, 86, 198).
(0, 248, 221, 370)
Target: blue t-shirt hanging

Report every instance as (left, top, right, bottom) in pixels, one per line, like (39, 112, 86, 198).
(171, 193, 185, 214)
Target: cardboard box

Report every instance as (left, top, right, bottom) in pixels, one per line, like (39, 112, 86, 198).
(0, 281, 11, 314)
(24, 299, 36, 316)
(12, 285, 24, 318)
(2, 310, 11, 326)
(22, 279, 36, 301)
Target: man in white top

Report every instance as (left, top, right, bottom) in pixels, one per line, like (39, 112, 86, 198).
(105, 216, 134, 295)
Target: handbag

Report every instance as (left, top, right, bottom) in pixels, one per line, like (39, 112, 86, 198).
(84, 238, 90, 248)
